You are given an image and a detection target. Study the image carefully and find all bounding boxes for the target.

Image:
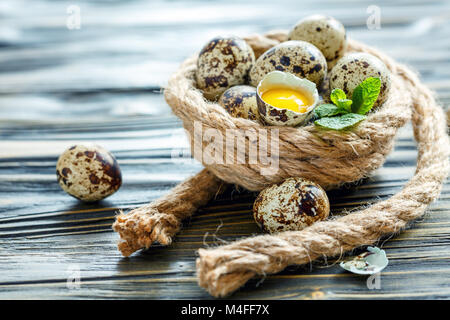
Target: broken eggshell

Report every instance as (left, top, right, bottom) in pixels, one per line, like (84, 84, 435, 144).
(340, 246, 389, 275)
(256, 71, 319, 126)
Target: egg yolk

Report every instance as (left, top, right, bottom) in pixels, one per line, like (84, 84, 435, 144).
(261, 87, 312, 113)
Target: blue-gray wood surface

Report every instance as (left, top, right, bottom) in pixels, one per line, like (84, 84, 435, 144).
(0, 0, 449, 299)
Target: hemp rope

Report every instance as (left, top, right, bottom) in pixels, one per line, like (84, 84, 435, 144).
(113, 31, 449, 297)
(113, 169, 223, 257)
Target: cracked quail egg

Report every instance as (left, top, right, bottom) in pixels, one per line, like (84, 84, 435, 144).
(249, 40, 327, 88)
(253, 177, 330, 234)
(256, 71, 319, 126)
(329, 52, 391, 107)
(196, 36, 255, 100)
(288, 15, 347, 69)
(218, 85, 259, 121)
(56, 144, 122, 202)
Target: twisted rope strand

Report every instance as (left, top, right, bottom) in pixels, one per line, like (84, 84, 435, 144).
(112, 169, 223, 256)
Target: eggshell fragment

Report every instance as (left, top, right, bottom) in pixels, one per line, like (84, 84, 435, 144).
(253, 177, 330, 234)
(340, 247, 389, 275)
(56, 144, 122, 202)
(329, 52, 391, 107)
(196, 36, 255, 100)
(218, 85, 259, 121)
(288, 15, 347, 69)
(250, 40, 327, 88)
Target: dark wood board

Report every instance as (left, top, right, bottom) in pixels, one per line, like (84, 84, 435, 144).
(0, 0, 449, 299)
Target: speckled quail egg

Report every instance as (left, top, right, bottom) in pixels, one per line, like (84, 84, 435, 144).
(250, 40, 327, 88)
(219, 85, 259, 121)
(329, 52, 391, 107)
(288, 15, 347, 69)
(253, 177, 330, 234)
(256, 71, 319, 126)
(56, 144, 122, 202)
(196, 36, 255, 100)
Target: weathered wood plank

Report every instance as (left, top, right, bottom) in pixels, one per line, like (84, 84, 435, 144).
(0, 0, 449, 300)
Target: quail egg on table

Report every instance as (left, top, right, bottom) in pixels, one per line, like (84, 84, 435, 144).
(249, 40, 327, 88)
(288, 15, 347, 69)
(329, 52, 391, 107)
(256, 71, 319, 126)
(218, 85, 259, 121)
(196, 36, 255, 100)
(253, 177, 330, 234)
(56, 144, 122, 202)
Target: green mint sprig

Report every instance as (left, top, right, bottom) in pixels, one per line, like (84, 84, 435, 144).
(314, 77, 381, 130)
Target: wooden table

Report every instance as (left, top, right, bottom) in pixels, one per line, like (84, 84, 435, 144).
(0, 0, 449, 299)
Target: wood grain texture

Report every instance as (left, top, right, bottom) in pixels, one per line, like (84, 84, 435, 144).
(0, 0, 449, 299)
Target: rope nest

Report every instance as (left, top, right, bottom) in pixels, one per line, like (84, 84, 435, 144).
(165, 31, 413, 191)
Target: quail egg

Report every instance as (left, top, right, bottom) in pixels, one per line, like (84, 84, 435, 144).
(253, 177, 330, 234)
(329, 52, 391, 107)
(196, 36, 255, 100)
(250, 40, 327, 88)
(56, 144, 122, 202)
(256, 71, 319, 126)
(219, 85, 259, 121)
(288, 15, 347, 69)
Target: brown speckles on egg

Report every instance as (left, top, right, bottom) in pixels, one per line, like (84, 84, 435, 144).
(253, 177, 330, 234)
(250, 40, 327, 87)
(269, 108, 288, 123)
(288, 15, 347, 69)
(205, 75, 229, 88)
(89, 173, 100, 185)
(280, 56, 290, 66)
(196, 36, 255, 101)
(84, 151, 95, 158)
(56, 144, 122, 202)
(329, 52, 391, 107)
(218, 85, 259, 121)
(61, 167, 72, 177)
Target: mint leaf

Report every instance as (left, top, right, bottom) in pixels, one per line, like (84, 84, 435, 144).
(314, 113, 367, 130)
(330, 89, 352, 113)
(351, 77, 381, 115)
(336, 99, 352, 113)
(330, 88, 347, 105)
(314, 104, 342, 118)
